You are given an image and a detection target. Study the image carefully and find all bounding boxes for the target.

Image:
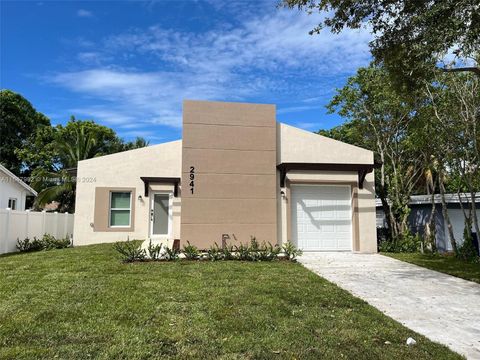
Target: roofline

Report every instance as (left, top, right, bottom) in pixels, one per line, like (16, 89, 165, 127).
(375, 193, 480, 207)
(77, 139, 182, 165)
(278, 122, 375, 157)
(0, 164, 38, 196)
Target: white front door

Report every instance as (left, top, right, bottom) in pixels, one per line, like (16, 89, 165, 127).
(150, 192, 173, 239)
(291, 185, 352, 251)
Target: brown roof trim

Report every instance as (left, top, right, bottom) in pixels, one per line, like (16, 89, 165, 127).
(140, 177, 181, 197)
(277, 162, 380, 189)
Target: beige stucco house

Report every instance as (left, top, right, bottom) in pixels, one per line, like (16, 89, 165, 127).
(74, 100, 377, 252)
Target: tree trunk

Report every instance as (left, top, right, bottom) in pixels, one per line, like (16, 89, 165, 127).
(470, 191, 480, 251)
(439, 176, 457, 253)
(425, 190, 437, 252)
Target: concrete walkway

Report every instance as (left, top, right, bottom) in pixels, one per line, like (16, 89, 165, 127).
(299, 253, 480, 359)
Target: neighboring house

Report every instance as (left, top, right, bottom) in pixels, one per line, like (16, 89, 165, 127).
(74, 100, 377, 252)
(376, 193, 480, 252)
(0, 164, 37, 211)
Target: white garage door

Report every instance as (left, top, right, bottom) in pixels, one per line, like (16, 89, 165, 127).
(291, 185, 352, 251)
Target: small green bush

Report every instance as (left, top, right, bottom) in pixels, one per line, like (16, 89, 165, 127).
(16, 237, 43, 252)
(221, 245, 235, 260)
(113, 240, 146, 263)
(378, 232, 422, 253)
(246, 237, 281, 261)
(41, 234, 71, 250)
(234, 243, 251, 261)
(206, 243, 224, 261)
(183, 241, 200, 260)
(147, 240, 162, 260)
(456, 219, 479, 262)
(164, 246, 180, 261)
(259, 242, 281, 261)
(282, 241, 303, 261)
(17, 234, 71, 252)
(113, 238, 301, 263)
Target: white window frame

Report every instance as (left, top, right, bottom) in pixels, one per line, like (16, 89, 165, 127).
(8, 198, 17, 210)
(109, 191, 132, 228)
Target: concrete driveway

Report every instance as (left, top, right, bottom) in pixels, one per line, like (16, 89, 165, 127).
(299, 253, 480, 359)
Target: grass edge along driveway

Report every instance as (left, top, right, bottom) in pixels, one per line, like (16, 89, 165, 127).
(0, 244, 462, 359)
(383, 252, 480, 284)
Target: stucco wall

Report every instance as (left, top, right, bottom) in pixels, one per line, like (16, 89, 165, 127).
(278, 123, 373, 165)
(277, 123, 377, 253)
(73, 140, 182, 246)
(73, 103, 377, 253)
(181, 100, 277, 249)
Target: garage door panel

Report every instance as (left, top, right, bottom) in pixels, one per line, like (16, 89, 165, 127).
(322, 224, 335, 232)
(292, 185, 352, 251)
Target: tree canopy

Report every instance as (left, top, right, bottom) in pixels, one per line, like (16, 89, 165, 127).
(0, 89, 150, 211)
(282, 0, 480, 88)
(321, 64, 480, 253)
(0, 90, 51, 175)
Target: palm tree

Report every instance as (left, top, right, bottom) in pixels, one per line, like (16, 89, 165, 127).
(32, 125, 99, 212)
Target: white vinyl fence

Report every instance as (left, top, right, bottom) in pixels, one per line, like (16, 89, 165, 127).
(0, 209, 74, 255)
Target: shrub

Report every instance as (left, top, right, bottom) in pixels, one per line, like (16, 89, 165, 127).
(234, 243, 251, 261)
(456, 218, 479, 262)
(16, 234, 70, 252)
(113, 240, 146, 263)
(183, 241, 200, 260)
(16, 237, 43, 252)
(41, 234, 71, 250)
(147, 240, 163, 260)
(221, 244, 235, 260)
(260, 242, 281, 261)
(164, 246, 180, 261)
(378, 231, 422, 253)
(282, 241, 303, 261)
(206, 243, 224, 261)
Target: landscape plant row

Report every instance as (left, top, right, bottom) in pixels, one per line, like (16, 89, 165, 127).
(113, 237, 303, 263)
(17, 234, 71, 252)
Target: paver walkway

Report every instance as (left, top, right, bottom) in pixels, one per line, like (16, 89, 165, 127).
(299, 252, 480, 359)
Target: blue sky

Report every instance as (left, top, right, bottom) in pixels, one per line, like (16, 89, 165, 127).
(1, 1, 372, 143)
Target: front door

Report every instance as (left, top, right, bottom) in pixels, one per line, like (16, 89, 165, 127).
(150, 192, 172, 239)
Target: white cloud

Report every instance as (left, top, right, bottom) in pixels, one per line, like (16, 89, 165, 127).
(77, 9, 93, 18)
(52, 9, 372, 129)
(277, 105, 322, 115)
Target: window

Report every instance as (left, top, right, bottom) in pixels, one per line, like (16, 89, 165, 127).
(8, 198, 17, 210)
(109, 192, 131, 227)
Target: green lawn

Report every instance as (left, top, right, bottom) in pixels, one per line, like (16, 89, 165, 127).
(0, 244, 461, 359)
(384, 253, 480, 284)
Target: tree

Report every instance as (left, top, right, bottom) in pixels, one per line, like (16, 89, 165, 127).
(424, 71, 480, 253)
(30, 118, 149, 212)
(325, 65, 424, 243)
(123, 137, 150, 151)
(282, 0, 480, 88)
(0, 90, 50, 175)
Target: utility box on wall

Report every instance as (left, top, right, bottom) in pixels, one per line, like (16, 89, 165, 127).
(180, 100, 278, 249)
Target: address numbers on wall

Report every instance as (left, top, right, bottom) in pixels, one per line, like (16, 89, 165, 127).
(189, 166, 195, 194)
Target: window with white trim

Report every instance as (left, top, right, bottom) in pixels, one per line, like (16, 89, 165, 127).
(109, 192, 131, 227)
(8, 198, 17, 210)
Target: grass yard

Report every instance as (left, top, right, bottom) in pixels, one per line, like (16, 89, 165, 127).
(0, 244, 461, 359)
(384, 253, 480, 284)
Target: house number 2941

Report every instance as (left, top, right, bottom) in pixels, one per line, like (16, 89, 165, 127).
(189, 166, 195, 194)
